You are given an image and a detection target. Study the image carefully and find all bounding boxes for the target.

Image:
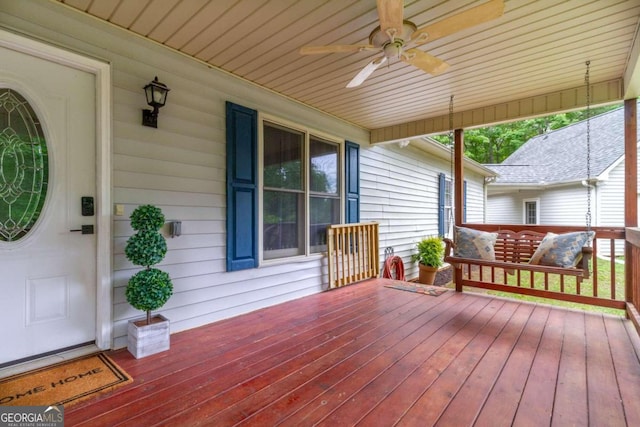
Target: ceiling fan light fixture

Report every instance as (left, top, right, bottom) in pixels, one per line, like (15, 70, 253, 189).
(369, 20, 417, 47)
(383, 41, 403, 59)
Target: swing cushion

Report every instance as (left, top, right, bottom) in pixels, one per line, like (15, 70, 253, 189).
(529, 231, 595, 268)
(453, 226, 498, 261)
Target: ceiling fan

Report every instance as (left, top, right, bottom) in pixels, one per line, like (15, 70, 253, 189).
(299, 0, 504, 88)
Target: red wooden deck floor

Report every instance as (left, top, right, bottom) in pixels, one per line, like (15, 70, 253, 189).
(66, 278, 640, 426)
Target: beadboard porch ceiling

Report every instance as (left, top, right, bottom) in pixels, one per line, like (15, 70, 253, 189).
(56, 0, 640, 141)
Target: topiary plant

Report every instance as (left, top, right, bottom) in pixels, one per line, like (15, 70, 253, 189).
(125, 231, 167, 267)
(130, 204, 166, 231)
(411, 236, 444, 268)
(125, 204, 173, 325)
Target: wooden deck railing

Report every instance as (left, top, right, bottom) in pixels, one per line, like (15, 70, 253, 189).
(326, 222, 379, 289)
(626, 227, 640, 332)
(454, 224, 626, 310)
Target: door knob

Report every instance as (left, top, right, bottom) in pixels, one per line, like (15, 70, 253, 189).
(69, 225, 94, 234)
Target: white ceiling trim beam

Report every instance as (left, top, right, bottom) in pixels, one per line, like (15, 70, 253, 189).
(371, 78, 623, 144)
(624, 19, 640, 99)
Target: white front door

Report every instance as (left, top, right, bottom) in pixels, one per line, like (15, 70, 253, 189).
(0, 46, 97, 365)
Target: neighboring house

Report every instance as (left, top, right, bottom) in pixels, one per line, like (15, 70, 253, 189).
(485, 102, 640, 254)
(0, 1, 491, 363)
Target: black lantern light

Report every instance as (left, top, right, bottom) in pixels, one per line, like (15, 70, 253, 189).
(142, 76, 170, 128)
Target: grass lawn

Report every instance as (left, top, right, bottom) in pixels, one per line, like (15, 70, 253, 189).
(461, 257, 626, 316)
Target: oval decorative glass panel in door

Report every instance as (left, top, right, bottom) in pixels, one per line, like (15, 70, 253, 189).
(0, 88, 48, 242)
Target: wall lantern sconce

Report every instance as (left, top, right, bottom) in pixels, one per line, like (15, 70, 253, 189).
(142, 76, 170, 128)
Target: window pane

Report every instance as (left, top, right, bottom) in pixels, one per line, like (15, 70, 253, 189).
(310, 196, 340, 251)
(444, 179, 452, 206)
(525, 201, 537, 224)
(263, 190, 303, 258)
(0, 89, 49, 242)
(264, 123, 303, 190)
(310, 137, 338, 194)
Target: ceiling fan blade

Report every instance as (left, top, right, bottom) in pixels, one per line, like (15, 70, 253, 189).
(377, 0, 404, 40)
(402, 49, 449, 75)
(299, 44, 376, 55)
(347, 56, 387, 88)
(411, 0, 504, 45)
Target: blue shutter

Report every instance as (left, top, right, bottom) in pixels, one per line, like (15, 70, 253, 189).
(463, 180, 468, 223)
(226, 102, 258, 271)
(438, 173, 445, 236)
(345, 141, 360, 223)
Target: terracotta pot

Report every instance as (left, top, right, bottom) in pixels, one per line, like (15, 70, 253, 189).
(418, 264, 438, 285)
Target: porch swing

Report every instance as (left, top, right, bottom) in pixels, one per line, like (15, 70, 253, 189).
(444, 62, 596, 285)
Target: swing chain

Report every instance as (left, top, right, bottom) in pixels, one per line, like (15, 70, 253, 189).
(449, 95, 455, 234)
(585, 60, 592, 233)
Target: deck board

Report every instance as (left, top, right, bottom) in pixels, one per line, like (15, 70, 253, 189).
(237, 288, 464, 425)
(434, 302, 534, 426)
(512, 308, 565, 426)
(319, 295, 493, 426)
(194, 293, 434, 426)
(60, 278, 640, 426)
(395, 299, 516, 426)
(552, 310, 589, 427)
(585, 314, 627, 426)
(473, 305, 551, 426)
(608, 318, 640, 426)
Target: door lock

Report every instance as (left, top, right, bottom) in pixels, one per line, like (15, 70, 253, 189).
(82, 196, 94, 216)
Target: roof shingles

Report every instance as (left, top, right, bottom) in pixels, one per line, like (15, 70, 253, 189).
(486, 103, 640, 184)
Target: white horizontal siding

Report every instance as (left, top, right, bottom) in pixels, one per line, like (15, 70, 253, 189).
(488, 186, 594, 226)
(360, 144, 486, 281)
(599, 161, 625, 227)
(465, 175, 485, 224)
(486, 194, 522, 224)
(598, 162, 625, 256)
(539, 186, 590, 225)
(2, 0, 369, 349)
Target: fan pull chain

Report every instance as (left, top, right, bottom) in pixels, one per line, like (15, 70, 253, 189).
(585, 61, 592, 234)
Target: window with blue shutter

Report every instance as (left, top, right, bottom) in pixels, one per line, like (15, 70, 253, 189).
(226, 102, 258, 271)
(227, 103, 350, 264)
(345, 141, 360, 223)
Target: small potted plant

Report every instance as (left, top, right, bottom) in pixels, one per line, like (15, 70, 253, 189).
(411, 236, 444, 285)
(125, 204, 173, 358)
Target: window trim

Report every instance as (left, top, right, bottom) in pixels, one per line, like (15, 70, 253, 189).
(438, 174, 467, 237)
(258, 113, 344, 264)
(523, 198, 540, 225)
(444, 176, 453, 237)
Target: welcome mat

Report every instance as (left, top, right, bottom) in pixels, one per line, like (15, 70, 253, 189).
(0, 353, 132, 407)
(385, 281, 449, 296)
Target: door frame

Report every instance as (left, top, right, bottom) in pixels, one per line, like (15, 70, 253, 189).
(0, 28, 113, 350)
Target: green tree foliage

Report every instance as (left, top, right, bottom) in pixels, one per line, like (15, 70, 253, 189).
(433, 105, 619, 164)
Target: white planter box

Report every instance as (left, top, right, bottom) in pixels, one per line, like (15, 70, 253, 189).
(127, 314, 170, 359)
